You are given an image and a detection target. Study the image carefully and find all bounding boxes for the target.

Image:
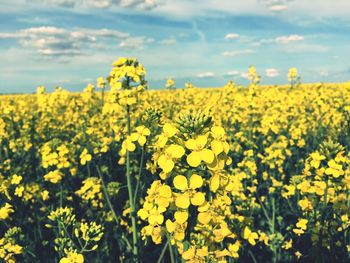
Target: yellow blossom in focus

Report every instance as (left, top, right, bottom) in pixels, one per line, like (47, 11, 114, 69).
(185, 135, 214, 167)
(157, 144, 185, 173)
(131, 125, 151, 146)
(174, 174, 205, 208)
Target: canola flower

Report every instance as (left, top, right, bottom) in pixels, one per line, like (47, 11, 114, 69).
(0, 203, 14, 220)
(0, 57, 349, 262)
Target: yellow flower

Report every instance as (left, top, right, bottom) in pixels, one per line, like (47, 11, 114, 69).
(156, 124, 177, 147)
(174, 211, 189, 224)
(121, 136, 136, 154)
(185, 135, 214, 167)
(295, 251, 302, 259)
(228, 241, 240, 258)
(147, 207, 165, 225)
(131, 125, 151, 146)
(96, 77, 106, 88)
(282, 184, 295, 199)
(288, 68, 298, 82)
(325, 159, 344, 178)
(174, 174, 205, 208)
(211, 126, 229, 155)
(297, 180, 311, 193)
(243, 227, 259, 245)
(112, 57, 127, 67)
(309, 151, 326, 169)
(59, 252, 84, 263)
(165, 219, 186, 241)
(0, 203, 14, 220)
(41, 190, 50, 201)
(314, 180, 327, 196)
(165, 78, 175, 89)
(80, 149, 92, 165)
(44, 170, 63, 184)
(282, 239, 293, 250)
(296, 219, 308, 229)
(11, 174, 22, 185)
(293, 218, 308, 236)
(141, 225, 162, 244)
(258, 231, 269, 246)
(14, 186, 24, 197)
(298, 198, 312, 211)
(182, 246, 195, 261)
(157, 144, 185, 173)
(213, 223, 232, 242)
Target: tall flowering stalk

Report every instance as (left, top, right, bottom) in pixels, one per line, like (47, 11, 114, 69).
(287, 68, 301, 89)
(108, 57, 147, 261)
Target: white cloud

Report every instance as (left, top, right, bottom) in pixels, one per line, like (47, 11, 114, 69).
(197, 72, 215, 78)
(84, 29, 129, 39)
(275, 34, 304, 44)
(222, 49, 255, 57)
(265, 68, 279, 77)
(14, 0, 350, 19)
(284, 43, 329, 53)
(119, 36, 154, 49)
(240, 72, 249, 79)
(226, 70, 241, 76)
(224, 33, 240, 40)
(0, 26, 144, 58)
(40, 0, 158, 9)
(269, 4, 288, 11)
(160, 37, 177, 45)
(261, 0, 291, 12)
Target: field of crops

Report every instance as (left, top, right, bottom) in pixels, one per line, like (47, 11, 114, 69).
(0, 58, 350, 263)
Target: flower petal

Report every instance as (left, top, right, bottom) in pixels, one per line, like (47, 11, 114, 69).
(158, 155, 174, 173)
(196, 135, 208, 148)
(174, 211, 188, 224)
(189, 174, 203, 189)
(210, 173, 220, 192)
(175, 193, 190, 209)
(191, 192, 205, 206)
(166, 144, 185, 158)
(211, 140, 224, 155)
(173, 175, 188, 191)
(185, 139, 197, 150)
(138, 136, 147, 146)
(198, 212, 211, 225)
(187, 152, 201, 167)
(201, 149, 214, 164)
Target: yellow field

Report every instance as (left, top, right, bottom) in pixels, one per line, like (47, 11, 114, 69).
(0, 58, 350, 263)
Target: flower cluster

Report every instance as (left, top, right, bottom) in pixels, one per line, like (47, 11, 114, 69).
(47, 207, 104, 262)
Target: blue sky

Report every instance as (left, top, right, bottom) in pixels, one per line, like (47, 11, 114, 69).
(0, 0, 349, 93)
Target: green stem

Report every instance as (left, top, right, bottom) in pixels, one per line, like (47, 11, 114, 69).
(59, 183, 63, 208)
(167, 234, 175, 263)
(271, 197, 277, 263)
(248, 250, 258, 263)
(156, 239, 170, 263)
(126, 105, 139, 261)
(133, 145, 145, 206)
(96, 166, 132, 251)
(256, 194, 272, 226)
